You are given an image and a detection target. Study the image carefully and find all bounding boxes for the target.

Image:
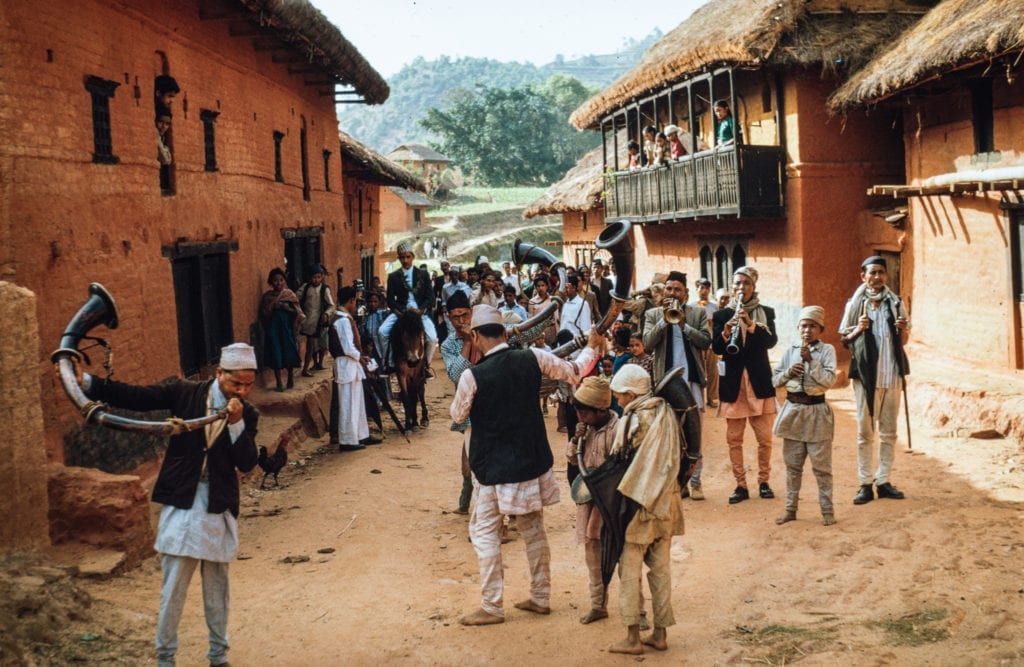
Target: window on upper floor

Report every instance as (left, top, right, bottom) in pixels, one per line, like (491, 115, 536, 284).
(201, 110, 219, 172)
(969, 78, 995, 155)
(700, 240, 748, 291)
(273, 131, 285, 182)
(85, 75, 120, 164)
(300, 124, 310, 201)
(323, 150, 332, 192)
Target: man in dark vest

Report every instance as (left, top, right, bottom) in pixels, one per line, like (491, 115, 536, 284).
(450, 304, 603, 626)
(839, 256, 910, 504)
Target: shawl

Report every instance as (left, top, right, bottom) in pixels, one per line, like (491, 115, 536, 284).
(611, 393, 680, 519)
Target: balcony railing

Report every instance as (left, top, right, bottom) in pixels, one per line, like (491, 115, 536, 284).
(603, 145, 785, 221)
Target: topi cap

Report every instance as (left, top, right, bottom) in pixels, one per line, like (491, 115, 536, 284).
(798, 305, 825, 328)
(734, 265, 759, 284)
(663, 124, 680, 136)
(574, 376, 612, 410)
(610, 364, 652, 396)
(501, 310, 523, 325)
(470, 304, 502, 329)
(446, 290, 470, 311)
(219, 343, 257, 371)
(396, 241, 414, 255)
(695, 277, 711, 287)
(861, 255, 887, 270)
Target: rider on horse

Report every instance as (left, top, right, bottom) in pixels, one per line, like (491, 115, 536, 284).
(380, 240, 437, 378)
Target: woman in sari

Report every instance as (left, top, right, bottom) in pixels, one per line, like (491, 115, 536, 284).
(260, 267, 304, 391)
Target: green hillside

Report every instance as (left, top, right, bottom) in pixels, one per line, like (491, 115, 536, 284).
(338, 30, 661, 154)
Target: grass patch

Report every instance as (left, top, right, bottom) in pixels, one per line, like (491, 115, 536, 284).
(429, 187, 547, 216)
(733, 622, 839, 664)
(868, 608, 950, 646)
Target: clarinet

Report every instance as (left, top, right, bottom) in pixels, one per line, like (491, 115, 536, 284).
(726, 288, 743, 354)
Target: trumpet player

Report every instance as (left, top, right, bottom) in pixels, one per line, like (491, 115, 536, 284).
(839, 256, 910, 505)
(643, 271, 711, 498)
(712, 266, 779, 504)
(771, 306, 837, 526)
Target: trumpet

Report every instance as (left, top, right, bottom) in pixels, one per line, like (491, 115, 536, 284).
(663, 298, 684, 325)
(725, 288, 743, 354)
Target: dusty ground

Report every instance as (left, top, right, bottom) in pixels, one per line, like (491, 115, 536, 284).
(24, 363, 1024, 665)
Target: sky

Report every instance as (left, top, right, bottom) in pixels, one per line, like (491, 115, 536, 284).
(317, 0, 710, 78)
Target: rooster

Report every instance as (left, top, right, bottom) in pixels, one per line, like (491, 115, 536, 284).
(257, 434, 289, 489)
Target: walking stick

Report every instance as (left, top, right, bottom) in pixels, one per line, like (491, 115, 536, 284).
(367, 376, 411, 442)
(902, 376, 912, 450)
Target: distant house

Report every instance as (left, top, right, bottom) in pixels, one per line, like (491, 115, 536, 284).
(382, 187, 433, 233)
(339, 133, 428, 285)
(830, 0, 1024, 435)
(386, 142, 454, 194)
(569, 0, 926, 337)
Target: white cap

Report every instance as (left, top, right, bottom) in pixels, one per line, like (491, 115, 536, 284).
(610, 364, 651, 396)
(219, 343, 257, 371)
(471, 304, 502, 329)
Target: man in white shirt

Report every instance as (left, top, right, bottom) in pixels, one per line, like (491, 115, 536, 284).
(559, 275, 592, 338)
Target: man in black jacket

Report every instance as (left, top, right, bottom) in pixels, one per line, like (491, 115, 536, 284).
(73, 343, 259, 667)
(712, 266, 779, 504)
(380, 240, 437, 374)
(450, 305, 602, 626)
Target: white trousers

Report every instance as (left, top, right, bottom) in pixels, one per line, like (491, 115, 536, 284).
(156, 555, 229, 666)
(336, 378, 368, 445)
(853, 377, 902, 485)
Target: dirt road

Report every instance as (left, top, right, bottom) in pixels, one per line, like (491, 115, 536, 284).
(60, 367, 1024, 665)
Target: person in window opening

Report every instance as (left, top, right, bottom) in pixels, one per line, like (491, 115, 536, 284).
(154, 74, 180, 117)
(664, 125, 688, 160)
(627, 140, 642, 171)
(156, 112, 173, 166)
(714, 99, 735, 147)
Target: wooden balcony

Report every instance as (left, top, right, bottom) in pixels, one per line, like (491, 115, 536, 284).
(603, 145, 785, 222)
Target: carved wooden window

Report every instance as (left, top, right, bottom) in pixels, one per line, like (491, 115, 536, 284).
(85, 75, 120, 164)
(322, 150, 332, 192)
(273, 131, 285, 182)
(201, 110, 219, 172)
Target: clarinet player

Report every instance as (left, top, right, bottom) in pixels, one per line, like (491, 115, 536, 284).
(712, 266, 779, 504)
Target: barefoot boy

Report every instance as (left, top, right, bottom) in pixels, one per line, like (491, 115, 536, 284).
(771, 306, 838, 526)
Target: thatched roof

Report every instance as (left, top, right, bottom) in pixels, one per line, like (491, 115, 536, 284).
(830, 0, 1024, 110)
(340, 132, 427, 192)
(386, 143, 452, 163)
(389, 186, 433, 207)
(570, 0, 927, 129)
(523, 133, 629, 218)
(236, 0, 388, 104)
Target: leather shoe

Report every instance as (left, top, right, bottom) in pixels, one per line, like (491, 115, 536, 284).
(338, 443, 366, 452)
(360, 436, 383, 446)
(876, 482, 905, 499)
(853, 484, 874, 505)
(759, 482, 775, 499)
(728, 486, 749, 504)
(680, 486, 690, 499)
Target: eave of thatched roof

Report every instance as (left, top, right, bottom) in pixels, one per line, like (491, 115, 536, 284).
(830, 0, 1024, 111)
(523, 133, 628, 219)
(386, 143, 452, 163)
(236, 0, 388, 104)
(570, 0, 928, 130)
(389, 186, 433, 207)
(340, 132, 427, 192)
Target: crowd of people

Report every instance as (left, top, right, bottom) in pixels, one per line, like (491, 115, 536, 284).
(57, 235, 910, 663)
(628, 99, 737, 171)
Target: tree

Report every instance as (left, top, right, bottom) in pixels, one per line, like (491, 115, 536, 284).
(420, 75, 600, 187)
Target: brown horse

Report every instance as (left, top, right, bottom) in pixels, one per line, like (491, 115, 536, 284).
(391, 310, 429, 431)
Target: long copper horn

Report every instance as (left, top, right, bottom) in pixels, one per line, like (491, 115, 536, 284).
(51, 283, 227, 435)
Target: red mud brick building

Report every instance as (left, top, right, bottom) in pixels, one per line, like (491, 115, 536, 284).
(0, 0, 388, 553)
(569, 0, 926, 346)
(339, 131, 427, 285)
(831, 0, 1024, 440)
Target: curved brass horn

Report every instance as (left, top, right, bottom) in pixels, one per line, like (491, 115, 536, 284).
(51, 283, 227, 435)
(507, 239, 569, 346)
(552, 220, 634, 358)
